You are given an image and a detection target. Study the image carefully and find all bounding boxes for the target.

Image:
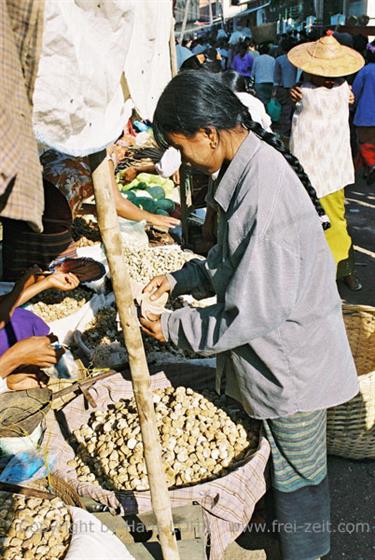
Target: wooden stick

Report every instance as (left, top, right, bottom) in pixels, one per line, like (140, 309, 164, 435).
(0, 481, 54, 500)
(91, 158, 180, 560)
(169, 17, 178, 78)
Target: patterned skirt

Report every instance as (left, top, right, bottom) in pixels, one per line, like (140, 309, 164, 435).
(262, 410, 330, 560)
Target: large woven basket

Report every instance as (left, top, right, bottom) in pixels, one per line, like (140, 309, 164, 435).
(327, 304, 375, 459)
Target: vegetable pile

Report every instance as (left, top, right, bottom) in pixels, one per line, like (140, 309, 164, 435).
(116, 172, 176, 216)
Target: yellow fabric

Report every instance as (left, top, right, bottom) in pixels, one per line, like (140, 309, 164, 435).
(320, 189, 352, 265)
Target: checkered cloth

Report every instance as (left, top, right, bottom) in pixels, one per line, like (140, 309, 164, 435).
(0, 0, 44, 232)
(44, 370, 270, 560)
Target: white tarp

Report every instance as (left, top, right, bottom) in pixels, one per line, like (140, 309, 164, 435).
(123, 0, 172, 121)
(32, 0, 172, 157)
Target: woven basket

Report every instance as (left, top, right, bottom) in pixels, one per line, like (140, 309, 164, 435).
(327, 304, 375, 459)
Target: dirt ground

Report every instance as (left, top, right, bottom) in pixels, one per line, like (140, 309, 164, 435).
(225, 173, 375, 560)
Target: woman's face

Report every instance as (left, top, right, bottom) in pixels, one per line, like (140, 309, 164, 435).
(309, 74, 338, 89)
(167, 129, 225, 175)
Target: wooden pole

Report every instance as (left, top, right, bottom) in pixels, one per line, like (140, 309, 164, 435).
(91, 158, 180, 560)
(169, 17, 178, 77)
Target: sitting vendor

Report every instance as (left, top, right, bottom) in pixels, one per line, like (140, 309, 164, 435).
(41, 148, 180, 230)
(0, 267, 79, 392)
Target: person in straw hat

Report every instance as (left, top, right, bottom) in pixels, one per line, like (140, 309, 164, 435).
(288, 31, 364, 291)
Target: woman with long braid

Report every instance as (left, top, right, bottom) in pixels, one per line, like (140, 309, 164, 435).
(140, 70, 358, 560)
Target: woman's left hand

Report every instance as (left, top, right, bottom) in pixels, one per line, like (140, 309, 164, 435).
(6, 370, 48, 391)
(140, 315, 166, 342)
(46, 271, 80, 291)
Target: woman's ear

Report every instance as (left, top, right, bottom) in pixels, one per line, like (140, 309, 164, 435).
(203, 127, 219, 149)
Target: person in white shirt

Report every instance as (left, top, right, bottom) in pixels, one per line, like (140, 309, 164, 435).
(222, 70, 272, 131)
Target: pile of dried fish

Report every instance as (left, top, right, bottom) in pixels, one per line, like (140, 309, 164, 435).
(30, 287, 92, 322)
(72, 217, 101, 247)
(123, 246, 197, 284)
(0, 493, 71, 560)
(69, 386, 258, 491)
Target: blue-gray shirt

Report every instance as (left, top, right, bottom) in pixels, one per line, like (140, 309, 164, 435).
(274, 54, 299, 88)
(161, 133, 358, 419)
(251, 54, 275, 84)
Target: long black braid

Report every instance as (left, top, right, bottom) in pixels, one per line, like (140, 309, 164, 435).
(240, 112, 330, 229)
(153, 70, 329, 229)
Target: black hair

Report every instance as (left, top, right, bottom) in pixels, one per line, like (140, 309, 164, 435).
(259, 43, 270, 55)
(153, 71, 329, 229)
(221, 70, 247, 93)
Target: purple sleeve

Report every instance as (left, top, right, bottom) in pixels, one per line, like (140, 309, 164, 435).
(231, 54, 239, 71)
(0, 308, 49, 356)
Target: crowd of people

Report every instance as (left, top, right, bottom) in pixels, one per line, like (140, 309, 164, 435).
(175, 25, 375, 292)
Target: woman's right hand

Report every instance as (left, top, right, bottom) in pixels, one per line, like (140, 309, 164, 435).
(147, 213, 180, 230)
(290, 85, 303, 103)
(11, 335, 63, 368)
(143, 275, 171, 301)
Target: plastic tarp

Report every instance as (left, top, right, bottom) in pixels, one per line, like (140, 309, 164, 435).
(66, 506, 135, 560)
(123, 0, 173, 121)
(32, 0, 172, 157)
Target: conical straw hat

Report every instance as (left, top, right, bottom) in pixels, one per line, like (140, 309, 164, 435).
(288, 31, 364, 77)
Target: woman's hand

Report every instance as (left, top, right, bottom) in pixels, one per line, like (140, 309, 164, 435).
(143, 275, 172, 301)
(349, 86, 355, 105)
(140, 316, 166, 343)
(290, 85, 303, 103)
(10, 335, 64, 369)
(6, 370, 48, 391)
(147, 213, 180, 230)
(0, 265, 44, 327)
(45, 271, 80, 291)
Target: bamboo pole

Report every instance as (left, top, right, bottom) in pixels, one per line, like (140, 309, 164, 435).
(169, 17, 178, 77)
(91, 158, 180, 560)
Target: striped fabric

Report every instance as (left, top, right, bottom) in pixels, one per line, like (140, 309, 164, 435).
(262, 409, 327, 493)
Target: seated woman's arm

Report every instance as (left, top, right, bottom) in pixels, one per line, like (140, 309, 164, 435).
(107, 158, 180, 229)
(0, 335, 61, 391)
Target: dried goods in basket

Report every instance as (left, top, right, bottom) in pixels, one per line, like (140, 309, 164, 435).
(68, 386, 259, 491)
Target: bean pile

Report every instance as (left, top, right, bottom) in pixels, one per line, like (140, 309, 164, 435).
(123, 246, 197, 284)
(0, 493, 71, 560)
(68, 386, 258, 491)
(30, 287, 92, 322)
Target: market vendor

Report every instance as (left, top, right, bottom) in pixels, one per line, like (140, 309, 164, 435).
(41, 148, 180, 230)
(140, 71, 358, 560)
(0, 267, 79, 392)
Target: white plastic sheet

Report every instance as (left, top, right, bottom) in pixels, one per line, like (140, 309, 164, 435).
(32, 0, 173, 156)
(32, 0, 135, 156)
(123, 0, 173, 120)
(66, 507, 135, 560)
